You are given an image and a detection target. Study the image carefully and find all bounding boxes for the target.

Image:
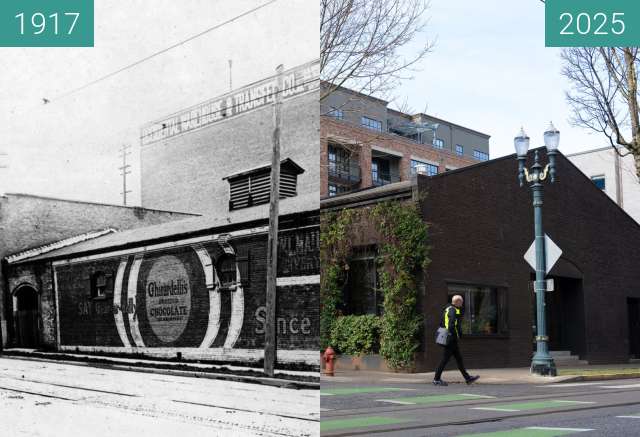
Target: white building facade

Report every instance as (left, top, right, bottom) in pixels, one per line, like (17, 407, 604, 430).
(568, 146, 640, 224)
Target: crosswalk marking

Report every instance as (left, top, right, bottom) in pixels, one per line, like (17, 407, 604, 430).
(551, 400, 595, 404)
(471, 399, 593, 413)
(472, 407, 520, 412)
(377, 399, 416, 405)
(526, 427, 594, 432)
(376, 393, 496, 406)
(616, 415, 640, 419)
(600, 383, 640, 389)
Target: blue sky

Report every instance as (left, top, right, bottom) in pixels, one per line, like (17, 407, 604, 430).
(389, 0, 603, 158)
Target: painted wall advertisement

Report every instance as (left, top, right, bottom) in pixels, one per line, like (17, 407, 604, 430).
(140, 61, 319, 146)
(55, 232, 319, 361)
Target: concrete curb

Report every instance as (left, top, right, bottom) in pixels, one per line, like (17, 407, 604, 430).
(558, 372, 640, 383)
(1, 353, 320, 390)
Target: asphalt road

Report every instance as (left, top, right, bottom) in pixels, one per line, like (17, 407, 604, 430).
(321, 377, 640, 436)
(0, 356, 320, 437)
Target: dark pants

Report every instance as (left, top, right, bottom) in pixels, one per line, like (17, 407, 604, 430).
(434, 341, 470, 381)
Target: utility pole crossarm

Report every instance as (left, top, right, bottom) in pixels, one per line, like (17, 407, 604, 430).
(119, 145, 132, 206)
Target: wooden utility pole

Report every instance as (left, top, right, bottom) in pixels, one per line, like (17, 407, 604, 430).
(118, 145, 132, 205)
(264, 64, 284, 377)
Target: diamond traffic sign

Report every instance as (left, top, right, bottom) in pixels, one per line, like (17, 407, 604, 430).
(524, 234, 562, 275)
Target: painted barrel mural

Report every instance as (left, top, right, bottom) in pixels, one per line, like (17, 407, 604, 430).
(53, 226, 319, 365)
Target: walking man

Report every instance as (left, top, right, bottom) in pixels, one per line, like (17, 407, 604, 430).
(433, 294, 479, 386)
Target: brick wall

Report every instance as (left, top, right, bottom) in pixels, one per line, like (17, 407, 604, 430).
(8, 213, 320, 363)
(0, 193, 194, 346)
(418, 150, 640, 370)
(321, 116, 478, 198)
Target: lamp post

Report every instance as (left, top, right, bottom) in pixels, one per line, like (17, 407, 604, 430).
(514, 122, 560, 377)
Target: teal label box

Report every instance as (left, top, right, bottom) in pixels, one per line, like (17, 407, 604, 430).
(546, 0, 640, 47)
(0, 0, 94, 47)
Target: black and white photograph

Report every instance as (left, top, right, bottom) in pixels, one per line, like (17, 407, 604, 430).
(0, 1, 319, 436)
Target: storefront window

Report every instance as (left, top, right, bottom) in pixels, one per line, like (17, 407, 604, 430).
(217, 256, 237, 289)
(343, 247, 382, 316)
(447, 284, 508, 335)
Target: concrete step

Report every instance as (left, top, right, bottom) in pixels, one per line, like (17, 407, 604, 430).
(545, 350, 588, 366)
(549, 350, 572, 357)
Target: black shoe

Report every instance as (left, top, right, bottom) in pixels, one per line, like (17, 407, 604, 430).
(432, 379, 448, 386)
(465, 375, 480, 384)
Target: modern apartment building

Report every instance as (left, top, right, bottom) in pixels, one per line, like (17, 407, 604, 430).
(320, 84, 491, 198)
(567, 146, 640, 224)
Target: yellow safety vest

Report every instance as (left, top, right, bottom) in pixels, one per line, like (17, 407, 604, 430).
(444, 305, 461, 338)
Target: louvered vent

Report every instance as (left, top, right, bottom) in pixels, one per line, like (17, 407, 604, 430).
(225, 158, 304, 211)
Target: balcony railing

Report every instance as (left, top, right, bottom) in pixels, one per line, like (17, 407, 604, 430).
(372, 170, 401, 187)
(328, 162, 361, 184)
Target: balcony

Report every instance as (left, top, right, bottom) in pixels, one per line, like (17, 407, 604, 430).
(372, 168, 401, 186)
(328, 162, 361, 185)
(371, 153, 401, 187)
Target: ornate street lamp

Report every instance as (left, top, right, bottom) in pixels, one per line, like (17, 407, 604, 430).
(515, 122, 560, 377)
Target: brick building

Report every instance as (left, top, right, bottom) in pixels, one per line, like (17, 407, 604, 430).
(321, 150, 640, 370)
(2, 62, 320, 368)
(0, 193, 195, 347)
(320, 84, 491, 198)
(140, 61, 319, 215)
(6, 195, 319, 367)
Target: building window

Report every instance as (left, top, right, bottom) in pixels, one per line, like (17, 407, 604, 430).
(473, 150, 489, 161)
(344, 247, 382, 316)
(591, 176, 606, 190)
(328, 184, 337, 197)
(217, 255, 237, 289)
(433, 138, 444, 149)
(361, 116, 382, 132)
(328, 143, 361, 187)
(447, 284, 508, 335)
(328, 182, 350, 197)
(410, 159, 438, 176)
(456, 144, 464, 156)
(91, 271, 113, 299)
(327, 107, 344, 120)
(225, 158, 304, 211)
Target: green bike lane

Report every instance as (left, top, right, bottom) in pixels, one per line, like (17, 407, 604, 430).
(320, 382, 640, 436)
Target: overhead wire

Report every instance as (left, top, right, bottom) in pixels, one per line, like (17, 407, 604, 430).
(47, 0, 280, 103)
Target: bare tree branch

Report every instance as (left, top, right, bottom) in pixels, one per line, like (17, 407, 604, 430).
(561, 47, 640, 175)
(320, 0, 434, 100)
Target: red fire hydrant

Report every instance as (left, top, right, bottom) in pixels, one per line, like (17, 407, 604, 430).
(323, 346, 336, 376)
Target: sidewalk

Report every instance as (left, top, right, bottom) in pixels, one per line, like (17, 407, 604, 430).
(321, 362, 640, 385)
(1, 348, 319, 389)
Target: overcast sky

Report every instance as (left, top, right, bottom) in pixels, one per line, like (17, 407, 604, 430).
(389, 0, 604, 159)
(0, 0, 318, 205)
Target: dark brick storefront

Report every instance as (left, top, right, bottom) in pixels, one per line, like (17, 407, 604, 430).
(322, 149, 640, 371)
(418, 149, 640, 370)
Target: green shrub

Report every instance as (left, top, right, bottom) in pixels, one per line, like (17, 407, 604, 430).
(330, 315, 381, 356)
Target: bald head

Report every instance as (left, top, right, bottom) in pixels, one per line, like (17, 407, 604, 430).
(451, 295, 464, 308)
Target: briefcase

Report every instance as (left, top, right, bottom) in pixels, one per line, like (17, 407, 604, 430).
(435, 327, 451, 346)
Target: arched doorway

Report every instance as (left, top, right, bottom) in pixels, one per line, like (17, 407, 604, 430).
(14, 286, 39, 348)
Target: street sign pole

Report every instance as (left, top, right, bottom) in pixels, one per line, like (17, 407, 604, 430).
(531, 177, 557, 376)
